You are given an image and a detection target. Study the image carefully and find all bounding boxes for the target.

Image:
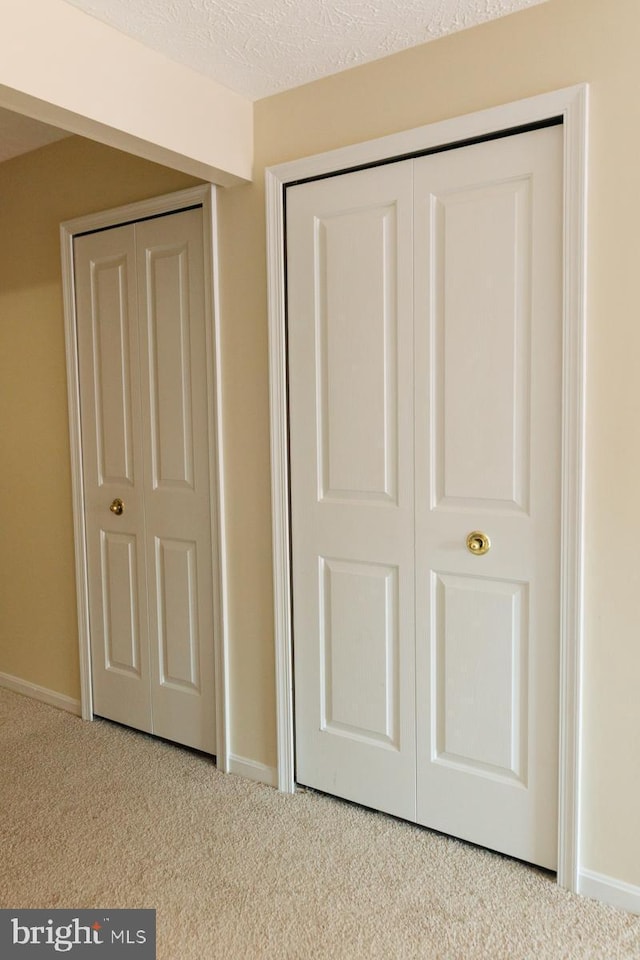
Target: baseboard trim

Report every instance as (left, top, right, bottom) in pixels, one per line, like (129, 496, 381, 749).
(0, 672, 81, 716)
(579, 868, 640, 915)
(228, 754, 278, 788)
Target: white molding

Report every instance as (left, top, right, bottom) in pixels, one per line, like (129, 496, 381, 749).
(204, 185, 232, 773)
(265, 84, 588, 891)
(556, 82, 589, 893)
(266, 167, 296, 795)
(60, 185, 214, 239)
(60, 184, 230, 771)
(228, 754, 278, 788)
(579, 869, 640, 916)
(267, 85, 586, 185)
(0, 672, 81, 716)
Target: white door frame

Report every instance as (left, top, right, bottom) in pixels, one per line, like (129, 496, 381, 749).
(265, 85, 588, 891)
(60, 184, 230, 772)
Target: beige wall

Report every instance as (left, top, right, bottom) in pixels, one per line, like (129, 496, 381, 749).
(0, 136, 199, 697)
(2, 0, 639, 892)
(219, 0, 640, 885)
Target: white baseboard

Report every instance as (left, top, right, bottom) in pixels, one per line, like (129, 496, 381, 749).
(0, 671, 81, 716)
(579, 868, 640, 915)
(228, 753, 278, 788)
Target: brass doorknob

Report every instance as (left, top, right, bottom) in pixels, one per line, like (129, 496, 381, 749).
(466, 531, 490, 556)
(109, 498, 125, 516)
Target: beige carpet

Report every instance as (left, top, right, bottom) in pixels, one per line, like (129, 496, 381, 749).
(1, 688, 639, 960)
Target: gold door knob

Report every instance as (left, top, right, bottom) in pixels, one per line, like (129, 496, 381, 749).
(109, 498, 125, 516)
(466, 531, 490, 556)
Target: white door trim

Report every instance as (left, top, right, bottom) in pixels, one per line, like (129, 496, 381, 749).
(60, 184, 231, 772)
(265, 84, 588, 892)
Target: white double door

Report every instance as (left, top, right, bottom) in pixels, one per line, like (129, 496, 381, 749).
(288, 126, 562, 868)
(75, 207, 216, 754)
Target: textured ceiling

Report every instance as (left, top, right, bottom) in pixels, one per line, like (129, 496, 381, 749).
(0, 108, 70, 164)
(62, 0, 548, 100)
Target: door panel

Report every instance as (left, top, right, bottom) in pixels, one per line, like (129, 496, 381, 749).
(414, 127, 562, 868)
(288, 162, 416, 821)
(101, 531, 143, 677)
(145, 241, 195, 489)
(90, 252, 136, 486)
(432, 176, 532, 511)
(75, 226, 152, 734)
(155, 537, 200, 691)
(432, 572, 528, 784)
(316, 203, 399, 503)
(137, 210, 216, 754)
(320, 557, 399, 747)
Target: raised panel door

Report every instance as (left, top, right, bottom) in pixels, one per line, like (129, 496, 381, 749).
(414, 126, 563, 868)
(288, 162, 417, 820)
(75, 225, 152, 733)
(288, 125, 563, 869)
(75, 207, 216, 755)
(136, 210, 216, 754)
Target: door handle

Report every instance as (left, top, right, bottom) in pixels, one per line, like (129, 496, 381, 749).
(109, 498, 125, 516)
(466, 531, 490, 555)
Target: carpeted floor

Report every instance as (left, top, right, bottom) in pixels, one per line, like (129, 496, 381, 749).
(1, 688, 639, 959)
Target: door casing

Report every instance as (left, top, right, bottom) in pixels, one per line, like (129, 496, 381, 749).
(265, 85, 588, 891)
(61, 184, 230, 771)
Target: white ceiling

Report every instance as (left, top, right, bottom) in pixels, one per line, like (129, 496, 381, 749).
(61, 0, 548, 101)
(1, 0, 547, 163)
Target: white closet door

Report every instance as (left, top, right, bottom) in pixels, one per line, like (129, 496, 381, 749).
(75, 208, 216, 755)
(286, 123, 563, 869)
(287, 162, 417, 820)
(413, 126, 563, 868)
(75, 225, 152, 733)
(136, 209, 216, 754)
